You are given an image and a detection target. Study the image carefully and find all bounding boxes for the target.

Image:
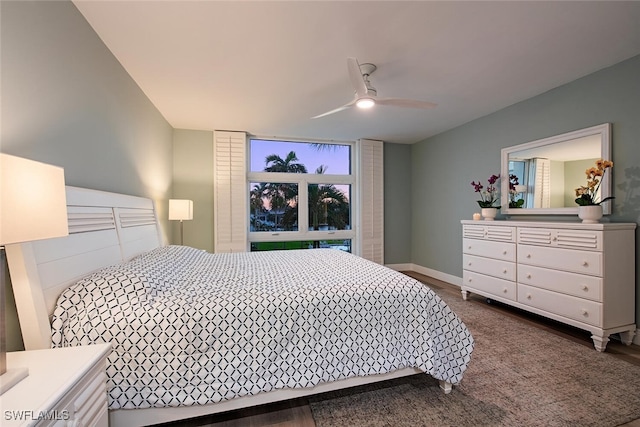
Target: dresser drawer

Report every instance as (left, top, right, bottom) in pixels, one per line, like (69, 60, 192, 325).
(463, 270, 516, 301)
(463, 224, 515, 242)
(517, 244, 602, 276)
(517, 264, 602, 302)
(518, 284, 602, 327)
(518, 228, 602, 251)
(463, 254, 516, 281)
(463, 238, 515, 262)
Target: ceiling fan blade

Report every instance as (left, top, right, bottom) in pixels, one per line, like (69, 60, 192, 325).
(347, 57, 368, 98)
(311, 99, 356, 119)
(374, 97, 437, 109)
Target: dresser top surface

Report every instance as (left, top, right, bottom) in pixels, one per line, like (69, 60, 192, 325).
(461, 220, 636, 230)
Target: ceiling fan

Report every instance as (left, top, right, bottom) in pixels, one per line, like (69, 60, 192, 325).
(312, 57, 437, 119)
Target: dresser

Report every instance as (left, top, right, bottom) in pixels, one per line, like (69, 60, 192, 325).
(461, 220, 636, 351)
(2, 344, 111, 426)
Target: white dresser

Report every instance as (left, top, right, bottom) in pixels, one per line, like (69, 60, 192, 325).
(461, 220, 636, 351)
(2, 344, 111, 426)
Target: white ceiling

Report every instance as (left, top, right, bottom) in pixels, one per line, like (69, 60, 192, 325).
(73, 1, 640, 144)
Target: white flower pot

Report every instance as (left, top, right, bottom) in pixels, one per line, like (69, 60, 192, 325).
(481, 207, 498, 221)
(578, 205, 603, 223)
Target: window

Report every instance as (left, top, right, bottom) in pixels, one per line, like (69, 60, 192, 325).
(248, 138, 354, 251)
(509, 160, 527, 188)
(213, 132, 383, 262)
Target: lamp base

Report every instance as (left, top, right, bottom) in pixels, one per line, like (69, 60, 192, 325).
(0, 367, 29, 395)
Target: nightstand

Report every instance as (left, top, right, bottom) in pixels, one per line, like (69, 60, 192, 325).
(2, 344, 111, 426)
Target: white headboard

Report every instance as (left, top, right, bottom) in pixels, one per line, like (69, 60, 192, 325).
(6, 186, 163, 350)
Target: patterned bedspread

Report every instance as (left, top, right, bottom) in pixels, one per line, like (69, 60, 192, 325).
(51, 246, 474, 410)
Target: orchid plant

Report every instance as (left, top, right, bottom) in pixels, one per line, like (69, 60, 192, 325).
(508, 174, 525, 208)
(471, 174, 501, 209)
(575, 159, 614, 206)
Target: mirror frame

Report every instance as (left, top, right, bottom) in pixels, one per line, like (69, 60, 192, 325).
(501, 123, 611, 216)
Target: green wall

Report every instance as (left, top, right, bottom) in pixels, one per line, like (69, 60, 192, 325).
(1, 1, 174, 350)
(411, 54, 640, 318)
(172, 129, 215, 252)
(384, 143, 412, 264)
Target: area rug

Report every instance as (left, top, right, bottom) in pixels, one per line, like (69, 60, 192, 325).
(309, 289, 640, 427)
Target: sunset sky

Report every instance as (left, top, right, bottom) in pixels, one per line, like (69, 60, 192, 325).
(250, 139, 351, 175)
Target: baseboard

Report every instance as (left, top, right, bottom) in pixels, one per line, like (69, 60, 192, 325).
(634, 329, 640, 346)
(409, 264, 462, 287)
(384, 263, 413, 272)
(384, 262, 462, 287)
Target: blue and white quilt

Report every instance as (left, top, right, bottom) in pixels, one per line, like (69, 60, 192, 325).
(51, 246, 474, 410)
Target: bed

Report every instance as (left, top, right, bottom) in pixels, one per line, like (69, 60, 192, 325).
(7, 186, 474, 427)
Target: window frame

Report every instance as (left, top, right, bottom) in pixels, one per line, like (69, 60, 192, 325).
(247, 137, 357, 251)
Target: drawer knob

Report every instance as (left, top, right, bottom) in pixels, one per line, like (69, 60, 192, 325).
(468, 278, 472, 282)
(468, 245, 472, 250)
(581, 309, 588, 316)
(526, 273, 532, 279)
(526, 254, 531, 258)
(526, 294, 532, 300)
(582, 261, 589, 267)
(582, 285, 589, 291)
(553, 236, 557, 241)
(503, 269, 508, 274)
(503, 250, 507, 255)
(503, 288, 508, 293)
(468, 262, 472, 266)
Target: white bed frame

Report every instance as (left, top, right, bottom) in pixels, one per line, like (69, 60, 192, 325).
(6, 186, 452, 427)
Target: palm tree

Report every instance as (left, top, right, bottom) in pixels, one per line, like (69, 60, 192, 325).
(250, 183, 269, 231)
(264, 151, 307, 174)
(308, 165, 350, 247)
(262, 152, 307, 230)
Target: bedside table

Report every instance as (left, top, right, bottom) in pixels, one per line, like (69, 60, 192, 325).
(2, 344, 111, 426)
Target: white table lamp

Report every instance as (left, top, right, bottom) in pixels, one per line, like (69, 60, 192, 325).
(169, 199, 193, 245)
(0, 154, 69, 394)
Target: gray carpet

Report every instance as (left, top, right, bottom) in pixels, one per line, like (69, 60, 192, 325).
(309, 290, 640, 427)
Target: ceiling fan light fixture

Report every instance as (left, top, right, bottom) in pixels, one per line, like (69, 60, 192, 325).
(311, 57, 437, 119)
(356, 97, 375, 109)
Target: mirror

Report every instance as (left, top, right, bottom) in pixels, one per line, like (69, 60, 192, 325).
(501, 123, 611, 215)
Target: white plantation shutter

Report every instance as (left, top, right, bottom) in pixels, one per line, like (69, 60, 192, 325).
(528, 157, 551, 209)
(213, 131, 247, 253)
(359, 139, 384, 264)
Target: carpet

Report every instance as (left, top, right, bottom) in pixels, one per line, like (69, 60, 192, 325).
(309, 289, 640, 427)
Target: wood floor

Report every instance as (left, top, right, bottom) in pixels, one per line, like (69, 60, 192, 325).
(155, 272, 640, 427)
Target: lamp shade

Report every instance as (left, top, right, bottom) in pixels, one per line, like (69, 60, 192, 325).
(169, 199, 193, 221)
(0, 154, 69, 245)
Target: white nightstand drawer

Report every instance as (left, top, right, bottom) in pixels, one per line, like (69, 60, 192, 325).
(463, 238, 515, 262)
(463, 254, 516, 281)
(463, 270, 516, 301)
(517, 244, 602, 276)
(517, 264, 602, 302)
(518, 284, 602, 327)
